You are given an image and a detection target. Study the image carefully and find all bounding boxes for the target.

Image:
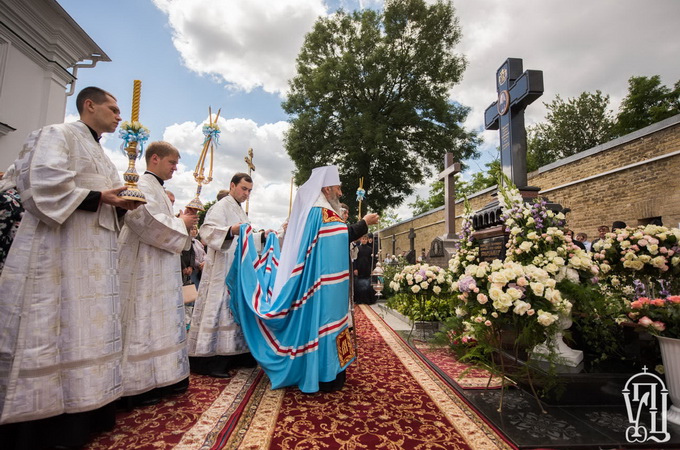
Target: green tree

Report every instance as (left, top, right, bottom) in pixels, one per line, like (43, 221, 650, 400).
(614, 75, 680, 136)
(282, 0, 479, 215)
(526, 91, 615, 171)
(197, 200, 215, 229)
(408, 159, 499, 216)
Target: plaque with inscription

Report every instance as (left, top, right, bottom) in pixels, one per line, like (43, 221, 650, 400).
(478, 236, 507, 263)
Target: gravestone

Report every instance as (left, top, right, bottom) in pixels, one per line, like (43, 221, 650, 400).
(484, 58, 543, 189)
(472, 58, 547, 258)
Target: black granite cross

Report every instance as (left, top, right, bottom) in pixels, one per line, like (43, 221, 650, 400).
(408, 228, 416, 252)
(484, 58, 543, 189)
(438, 153, 461, 240)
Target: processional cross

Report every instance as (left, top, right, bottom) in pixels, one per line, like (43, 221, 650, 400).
(244, 148, 255, 214)
(484, 58, 543, 189)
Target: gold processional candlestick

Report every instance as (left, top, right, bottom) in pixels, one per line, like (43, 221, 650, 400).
(186, 107, 220, 211)
(119, 79, 148, 203)
(244, 148, 255, 215)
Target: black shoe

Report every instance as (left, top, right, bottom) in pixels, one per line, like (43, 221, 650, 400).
(236, 352, 258, 368)
(162, 377, 190, 396)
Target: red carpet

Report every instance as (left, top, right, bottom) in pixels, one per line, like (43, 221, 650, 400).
(413, 341, 504, 389)
(86, 305, 513, 449)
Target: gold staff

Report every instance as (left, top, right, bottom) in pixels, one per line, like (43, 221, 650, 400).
(186, 107, 220, 211)
(244, 148, 255, 214)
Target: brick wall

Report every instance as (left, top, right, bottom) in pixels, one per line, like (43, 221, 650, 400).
(379, 115, 680, 260)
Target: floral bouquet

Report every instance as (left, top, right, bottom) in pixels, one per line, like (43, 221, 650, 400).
(118, 120, 150, 157)
(448, 198, 480, 278)
(593, 224, 680, 296)
(389, 263, 453, 322)
(498, 176, 597, 282)
(628, 295, 680, 339)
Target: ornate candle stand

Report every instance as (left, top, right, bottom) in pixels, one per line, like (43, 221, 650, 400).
(118, 80, 148, 203)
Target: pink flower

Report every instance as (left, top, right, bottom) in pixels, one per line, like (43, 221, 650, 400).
(484, 320, 492, 327)
(638, 316, 653, 327)
(668, 296, 680, 304)
(651, 298, 666, 307)
(638, 239, 648, 247)
(651, 321, 666, 332)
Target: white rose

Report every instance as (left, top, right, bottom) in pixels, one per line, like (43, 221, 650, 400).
(420, 281, 429, 289)
(530, 282, 545, 296)
(411, 285, 421, 293)
(513, 300, 531, 316)
(536, 310, 558, 326)
(519, 241, 533, 252)
(433, 285, 442, 294)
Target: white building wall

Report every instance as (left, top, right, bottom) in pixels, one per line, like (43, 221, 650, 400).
(0, 0, 109, 172)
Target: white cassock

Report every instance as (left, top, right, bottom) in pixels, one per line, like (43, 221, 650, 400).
(0, 121, 123, 424)
(117, 173, 191, 395)
(187, 195, 262, 357)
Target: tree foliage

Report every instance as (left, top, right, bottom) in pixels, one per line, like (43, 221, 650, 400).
(614, 75, 680, 136)
(526, 91, 615, 171)
(282, 0, 479, 214)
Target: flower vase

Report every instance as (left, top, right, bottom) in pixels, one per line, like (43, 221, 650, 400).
(657, 335, 680, 425)
(532, 315, 583, 368)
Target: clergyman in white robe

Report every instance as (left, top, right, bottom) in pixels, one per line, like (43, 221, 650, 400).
(0, 121, 124, 425)
(118, 172, 192, 397)
(187, 194, 263, 372)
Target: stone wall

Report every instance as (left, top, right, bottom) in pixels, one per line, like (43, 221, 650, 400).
(379, 115, 680, 262)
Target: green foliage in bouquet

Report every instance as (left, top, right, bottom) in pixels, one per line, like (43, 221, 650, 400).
(388, 263, 453, 322)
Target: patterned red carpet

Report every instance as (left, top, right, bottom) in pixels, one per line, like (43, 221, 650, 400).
(87, 305, 514, 449)
(412, 342, 505, 389)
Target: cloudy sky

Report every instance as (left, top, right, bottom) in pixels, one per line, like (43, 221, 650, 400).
(58, 0, 680, 229)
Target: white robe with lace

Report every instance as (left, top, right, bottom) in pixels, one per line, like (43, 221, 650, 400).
(117, 173, 191, 395)
(187, 195, 261, 357)
(0, 121, 123, 424)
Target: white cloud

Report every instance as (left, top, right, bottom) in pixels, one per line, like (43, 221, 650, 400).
(152, 0, 328, 95)
(160, 117, 294, 228)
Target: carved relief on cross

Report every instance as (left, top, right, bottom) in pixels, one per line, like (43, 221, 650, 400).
(484, 58, 543, 189)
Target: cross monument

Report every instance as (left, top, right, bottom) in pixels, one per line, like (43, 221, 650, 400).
(484, 58, 543, 189)
(438, 153, 461, 240)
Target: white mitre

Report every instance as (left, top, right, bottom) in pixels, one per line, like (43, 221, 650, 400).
(272, 166, 341, 298)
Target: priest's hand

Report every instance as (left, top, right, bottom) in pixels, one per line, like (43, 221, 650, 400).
(363, 213, 379, 226)
(230, 223, 244, 235)
(102, 186, 141, 210)
(264, 229, 276, 237)
(180, 208, 199, 230)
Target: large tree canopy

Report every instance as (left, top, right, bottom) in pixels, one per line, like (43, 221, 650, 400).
(282, 0, 479, 216)
(527, 91, 615, 171)
(614, 75, 680, 136)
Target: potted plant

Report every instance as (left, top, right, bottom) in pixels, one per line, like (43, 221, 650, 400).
(628, 295, 680, 425)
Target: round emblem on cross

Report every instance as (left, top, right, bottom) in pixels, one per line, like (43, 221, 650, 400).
(497, 90, 510, 116)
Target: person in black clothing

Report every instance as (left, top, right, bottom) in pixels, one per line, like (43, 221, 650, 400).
(353, 235, 376, 304)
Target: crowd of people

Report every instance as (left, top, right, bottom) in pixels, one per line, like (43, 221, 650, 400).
(0, 86, 378, 449)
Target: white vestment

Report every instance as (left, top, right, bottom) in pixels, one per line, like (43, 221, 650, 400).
(187, 195, 261, 356)
(117, 173, 191, 395)
(0, 121, 123, 424)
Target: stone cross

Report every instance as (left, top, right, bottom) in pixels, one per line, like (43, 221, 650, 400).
(484, 58, 543, 189)
(438, 153, 461, 240)
(408, 227, 416, 252)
